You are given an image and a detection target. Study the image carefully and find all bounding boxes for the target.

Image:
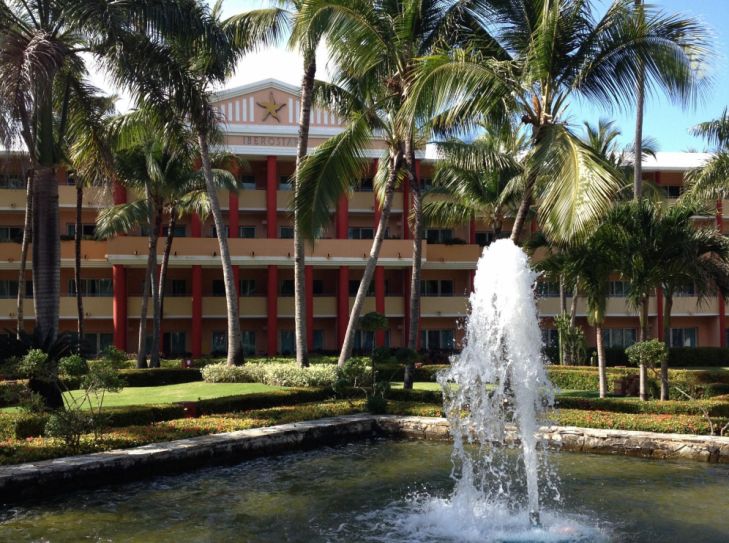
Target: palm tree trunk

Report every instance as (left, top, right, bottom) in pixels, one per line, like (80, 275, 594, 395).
(661, 290, 672, 401)
(633, 0, 645, 201)
(198, 131, 243, 366)
(32, 166, 60, 343)
(149, 206, 162, 368)
(136, 185, 157, 369)
(338, 150, 403, 366)
(596, 324, 607, 398)
(294, 49, 316, 368)
(569, 284, 578, 326)
(559, 275, 567, 365)
(405, 142, 422, 389)
(510, 173, 535, 242)
(16, 173, 32, 339)
(74, 183, 84, 352)
(151, 212, 176, 368)
(638, 294, 649, 401)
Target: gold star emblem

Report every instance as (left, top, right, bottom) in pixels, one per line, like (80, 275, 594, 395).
(256, 92, 286, 123)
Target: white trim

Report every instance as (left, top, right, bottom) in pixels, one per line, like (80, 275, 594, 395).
(223, 124, 345, 137)
(242, 99, 247, 122)
(219, 145, 384, 158)
(288, 98, 293, 123)
(212, 78, 301, 101)
(249, 97, 255, 122)
(234, 101, 240, 122)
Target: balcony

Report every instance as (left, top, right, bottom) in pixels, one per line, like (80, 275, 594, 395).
(106, 237, 415, 267)
(0, 297, 113, 320)
(58, 186, 111, 208)
(421, 296, 467, 317)
(425, 244, 480, 269)
(0, 240, 108, 269)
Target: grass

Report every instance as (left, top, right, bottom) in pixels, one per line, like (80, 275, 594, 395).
(389, 381, 441, 391)
(65, 382, 284, 409)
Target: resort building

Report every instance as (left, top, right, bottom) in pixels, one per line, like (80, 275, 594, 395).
(0, 79, 723, 356)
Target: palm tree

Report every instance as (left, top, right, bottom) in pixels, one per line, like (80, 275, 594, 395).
(103, 3, 287, 365)
(97, 122, 235, 368)
(407, 0, 712, 245)
(540, 228, 619, 398)
(653, 203, 729, 400)
(683, 108, 729, 200)
(0, 0, 205, 344)
(295, 0, 487, 367)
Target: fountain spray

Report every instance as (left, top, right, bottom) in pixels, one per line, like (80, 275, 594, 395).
(438, 239, 555, 528)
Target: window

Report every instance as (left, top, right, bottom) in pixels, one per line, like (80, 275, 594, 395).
(421, 177, 434, 190)
(162, 225, 187, 238)
(604, 328, 637, 348)
(349, 280, 375, 296)
(82, 333, 113, 356)
(421, 329, 455, 350)
(358, 177, 374, 192)
(0, 280, 18, 299)
(212, 332, 227, 355)
(69, 279, 113, 297)
(169, 331, 187, 356)
(67, 224, 96, 237)
(426, 229, 453, 244)
(421, 280, 454, 296)
(354, 330, 374, 352)
(280, 280, 294, 296)
(663, 185, 682, 199)
(239, 279, 256, 296)
(170, 280, 186, 296)
(242, 331, 256, 355)
(239, 175, 256, 190)
(0, 226, 23, 242)
(0, 176, 24, 189)
(280, 330, 294, 354)
(348, 227, 374, 240)
(210, 225, 231, 238)
(536, 280, 560, 298)
(239, 226, 256, 238)
(671, 328, 697, 348)
(312, 330, 324, 351)
(475, 232, 496, 247)
(279, 176, 292, 190)
(541, 329, 559, 349)
(212, 279, 226, 296)
(313, 280, 324, 295)
(608, 281, 628, 297)
(675, 283, 696, 297)
(280, 226, 294, 239)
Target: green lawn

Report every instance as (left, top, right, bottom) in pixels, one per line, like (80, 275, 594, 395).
(389, 381, 441, 391)
(65, 382, 284, 408)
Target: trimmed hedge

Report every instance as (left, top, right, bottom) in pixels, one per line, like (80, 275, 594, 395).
(556, 396, 729, 418)
(0, 380, 28, 407)
(377, 364, 448, 382)
(201, 363, 344, 387)
(118, 368, 202, 387)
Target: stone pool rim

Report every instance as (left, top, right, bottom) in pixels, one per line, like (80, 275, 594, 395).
(1, 415, 728, 503)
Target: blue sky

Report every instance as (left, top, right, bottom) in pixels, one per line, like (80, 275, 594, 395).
(95, 0, 728, 152)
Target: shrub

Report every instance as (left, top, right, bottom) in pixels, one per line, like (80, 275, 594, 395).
(668, 347, 729, 368)
(58, 354, 88, 378)
(119, 368, 202, 387)
(100, 346, 129, 370)
(196, 388, 335, 414)
(0, 413, 50, 439)
(626, 340, 667, 369)
(201, 362, 369, 388)
(45, 410, 93, 448)
(0, 380, 29, 407)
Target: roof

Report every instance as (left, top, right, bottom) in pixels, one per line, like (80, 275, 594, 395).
(639, 152, 712, 172)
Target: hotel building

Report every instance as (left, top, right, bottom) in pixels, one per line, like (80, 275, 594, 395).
(0, 79, 723, 357)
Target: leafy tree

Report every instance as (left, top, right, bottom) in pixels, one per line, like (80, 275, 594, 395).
(683, 108, 729, 200)
(407, 0, 712, 244)
(0, 0, 208, 344)
(96, 119, 235, 368)
(295, 0, 484, 367)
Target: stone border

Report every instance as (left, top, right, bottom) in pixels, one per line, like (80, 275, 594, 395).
(2, 415, 729, 503)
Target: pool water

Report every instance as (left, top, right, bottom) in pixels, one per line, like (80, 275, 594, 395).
(1, 440, 728, 542)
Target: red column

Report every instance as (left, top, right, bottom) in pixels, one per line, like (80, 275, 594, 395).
(267, 265, 278, 356)
(191, 265, 202, 357)
(229, 193, 239, 239)
(403, 269, 410, 348)
(112, 264, 127, 351)
(469, 219, 476, 244)
(336, 195, 349, 239)
(375, 266, 386, 346)
(337, 266, 350, 348)
(306, 265, 314, 348)
(656, 288, 664, 342)
(112, 182, 126, 205)
(191, 214, 202, 238)
(267, 156, 278, 238)
(718, 200, 725, 346)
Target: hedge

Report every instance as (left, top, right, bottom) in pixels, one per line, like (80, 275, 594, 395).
(547, 347, 729, 368)
(118, 368, 202, 387)
(0, 380, 28, 407)
(0, 387, 336, 439)
(555, 397, 729, 418)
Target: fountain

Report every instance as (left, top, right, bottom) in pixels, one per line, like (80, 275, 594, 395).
(437, 239, 556, 530)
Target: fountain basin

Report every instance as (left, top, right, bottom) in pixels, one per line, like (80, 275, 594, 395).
(2, 437, 728, 542)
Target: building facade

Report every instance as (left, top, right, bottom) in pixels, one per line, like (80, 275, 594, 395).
(0, 79, 724, 356)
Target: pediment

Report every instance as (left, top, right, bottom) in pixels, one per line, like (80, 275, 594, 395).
(211, 78, 344, 128)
